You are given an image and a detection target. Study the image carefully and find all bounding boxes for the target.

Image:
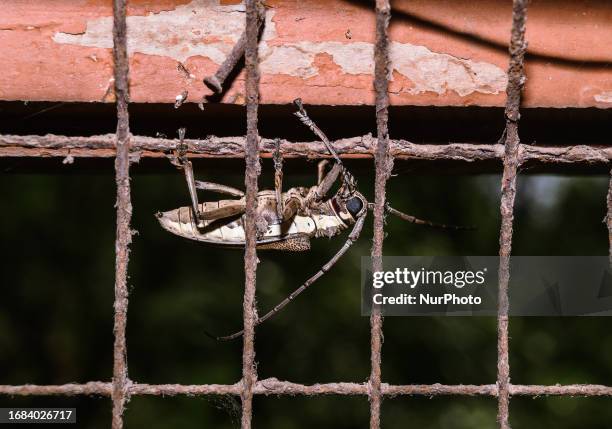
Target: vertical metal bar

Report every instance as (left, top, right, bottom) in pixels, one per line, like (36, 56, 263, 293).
(111, 0, 131, 424)
(607, 171, 612, 265)
(370, 1, 392, 428)
(241, 0, 261, 428)
(497, 1, 528, 428)
(111, 0, 131, 427)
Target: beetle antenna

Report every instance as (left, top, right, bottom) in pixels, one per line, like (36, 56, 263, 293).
(206, 328, 244, 342)
(204, 329, 242, 342)
(208, 214, 367, 341)
(293, 98, 343, 166)
(293, 98, 357, 194)
(372, 203, 475, 230)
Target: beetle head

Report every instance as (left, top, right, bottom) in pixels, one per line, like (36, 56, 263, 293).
(330, 169, 366, 223)
(333, 191, 367, 224)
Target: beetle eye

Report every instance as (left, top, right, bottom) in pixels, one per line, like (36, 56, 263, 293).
(346, 197, 363, 218)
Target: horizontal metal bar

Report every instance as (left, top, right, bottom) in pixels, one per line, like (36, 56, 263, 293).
(3, 380, 612, 397)
(384, 383, 496, 396)
(130, 383, 241, 396)
(508, 384, 612, 396)
(0, 382, 112, 396)
(0, 134, 610, 164)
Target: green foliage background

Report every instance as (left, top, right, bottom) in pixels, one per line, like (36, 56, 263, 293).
(2, 166, 612, 428)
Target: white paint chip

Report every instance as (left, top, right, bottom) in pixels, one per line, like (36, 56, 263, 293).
(594, 91, 612, 103)
(53, 0, 507, 97)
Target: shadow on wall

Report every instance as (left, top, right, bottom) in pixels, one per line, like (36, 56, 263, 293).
(345, 0, 612, 66)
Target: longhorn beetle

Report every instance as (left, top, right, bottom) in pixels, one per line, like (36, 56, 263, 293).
(156, 99, 470, 340)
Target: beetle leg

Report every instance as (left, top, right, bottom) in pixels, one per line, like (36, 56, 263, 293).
(169, 128, 205, 228)
(200, 203, 246, 221)
(173, 151, 204, 229)
(317, 160, 329, 185)
(307, 162, 343, 204)
(195, 181, 244, 198)
(273, 138, 284, 218)
(281, 197, 300, 221)
(181, 160, 205, 228)
(211, 212, 367, 341)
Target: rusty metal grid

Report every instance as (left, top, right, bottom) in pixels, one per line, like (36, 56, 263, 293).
(1, 1, 612, 428)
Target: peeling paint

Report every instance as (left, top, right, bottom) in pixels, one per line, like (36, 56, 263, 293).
(260, 42, 507, 96)
(594, 91, 612, 103)
(390, 43, 507, 96)
(53, 0, 275, 64)
(52, 0, 507, 97)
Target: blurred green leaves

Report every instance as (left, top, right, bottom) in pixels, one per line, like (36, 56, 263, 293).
(2, 169, 612, 428)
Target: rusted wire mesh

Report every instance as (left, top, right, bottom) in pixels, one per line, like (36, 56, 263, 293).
(1, 1, 612, 428)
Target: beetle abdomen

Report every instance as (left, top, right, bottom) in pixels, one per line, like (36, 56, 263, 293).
(257, 235, 311, 251)
(157, 202, 248, 245)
